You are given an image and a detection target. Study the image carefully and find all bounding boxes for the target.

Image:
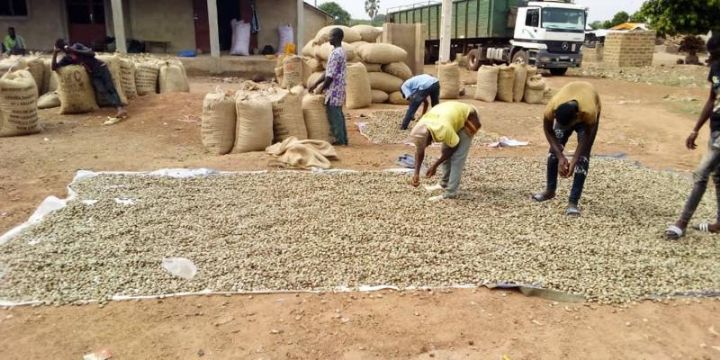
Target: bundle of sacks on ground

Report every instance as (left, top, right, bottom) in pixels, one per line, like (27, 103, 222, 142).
(0, 54, 190, 136)
(472, 63, 551, 104)
(274, 25, 414, 109)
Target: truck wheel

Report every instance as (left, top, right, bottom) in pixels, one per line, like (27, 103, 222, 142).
(549, 68, 568, 76)
(467, 49, 481, 71)
(511, 50, 529, 65)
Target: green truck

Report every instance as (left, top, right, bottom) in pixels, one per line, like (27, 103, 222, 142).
(388, 0, 587, 75)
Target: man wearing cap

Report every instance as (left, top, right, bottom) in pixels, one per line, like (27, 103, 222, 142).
(51, 40, 127, 119)
(409, 101, 481, 201)
(399, 74, 441, 130)
(532, 81, 601, 216)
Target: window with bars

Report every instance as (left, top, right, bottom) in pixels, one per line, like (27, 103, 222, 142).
(0, 0, 29, 17)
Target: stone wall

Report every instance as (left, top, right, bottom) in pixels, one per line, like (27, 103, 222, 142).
(603, 31, 655, 67)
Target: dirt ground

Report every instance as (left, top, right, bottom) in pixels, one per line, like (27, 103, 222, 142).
(1, 63, 720, 359)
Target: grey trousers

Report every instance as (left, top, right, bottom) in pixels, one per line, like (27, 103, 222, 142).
(440, 129, 473, 198)
(680, 131, 720, 223)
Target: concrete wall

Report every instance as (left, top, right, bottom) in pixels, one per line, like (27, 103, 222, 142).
(603, 31, 655, 67)
(0, 0, 67, 51)
(128, 0, 195, 53)
(304, 4, 331, 44)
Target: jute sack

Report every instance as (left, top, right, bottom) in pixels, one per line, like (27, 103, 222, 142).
(24, 57, 45, 96)
(542, 86, 556, 105)
(302, 40, 315, 57)
(496, 65, 515, 102)
(345, 63, 372, 110)
(362, 62, 382, 72)
(382, 62, 413, 80)
(271, 86, 308, 142)
(38, 91, 61, 109)
(510, 63, 528, 103)
(438, 62, 460, 99)
(0, 70, 40, 137)
(302, 94, 331, 142)
(306, 71, 324, 88)
(275, 66, 284, 85)
(526, 65, 538, 80)
(135, 61, 159, 96)
(202, 89, 236, 155)
(0, 56, 27, 75)
(42, 59, 55, 94)
(233, 93, 274, 153)
(351, 25, 382, 42)
(315, 42, 356, 62)
(282, 56, 303, 89)
(314, 26, 362, 45)
(305, 57, 322, 72)
(57, 65, 98, 114)
(159, 61, 190, 93)
(368, 72, 403, 93)
(349, 41, 369, 53)
(474, 65, 499, 102)
(356, 43, 407, 64)
(96, 55, 128, 105)
(389, 91, 409, 105)
(371, 89, 389, 103)
(119, 58, 138, 99)
(524, 75, 546, 104)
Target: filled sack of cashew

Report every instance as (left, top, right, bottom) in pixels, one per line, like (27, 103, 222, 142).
(510, 63, 528, 103)
(313, 25, 362, 45)
(382, 62, 412, 80)
(356, 43, 407, 64)
(135, 61, 159, 96)
(438, 62, 460, 99)
(233, 93, 274, 153)
(201, 89, 237, 155)
(37, 91, 61, 109)
(496, 65, 515, 102)
(524, 75, 547, 104)
(352, 25, 382, 43)
(119, 58, 138, 99)
(302, 94, 331, 142)
(56, 65, 98, 114)
(306, 71, 324, 89)
(159, 61, 190, 93)
(302, 40, 316, 57)
(42, 59, 57, 94)
(345, 63, 372, 110)
(389, 91, 409, 105)
(271, 86, 308, 142)
(96, 55, 128, 106)
(372, 89, 389, 103)
(24, 57, 45, 95)
(0, 70, 41, 137)
(362, 62, 382, 73)
(368, 72, 404, 94)
(282, 55, 303, 89)
(314, 42, 356, 62)
(474, 66, 499, 102)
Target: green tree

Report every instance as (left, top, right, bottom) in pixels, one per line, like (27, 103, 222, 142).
(629, 11, 646, 23)
(610, 11, 629, 27)
(365, 0, 380, 20)
(371, 14, 386, 27)
(640, 0, 720, 35)
(319, 1, 352, 26)
(602, 20, 613, 29)
(589, 21, 604, 30)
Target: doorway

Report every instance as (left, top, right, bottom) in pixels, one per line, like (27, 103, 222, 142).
(66, 0, 107, 49)
(193, 0, 258, 54)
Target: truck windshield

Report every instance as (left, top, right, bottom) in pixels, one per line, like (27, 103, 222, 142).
(541, 8, 585, 31)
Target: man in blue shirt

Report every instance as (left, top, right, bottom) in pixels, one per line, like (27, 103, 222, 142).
(399, 74, 441, 130)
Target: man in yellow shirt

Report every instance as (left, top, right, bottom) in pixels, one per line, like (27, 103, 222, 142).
(532, 81, 601, 216)
(409, 101, 481, 201)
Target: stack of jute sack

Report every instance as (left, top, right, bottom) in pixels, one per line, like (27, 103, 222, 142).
(275, 25, 413, 109)
(473, 63, 548, 104)
(202, 83, 337, 155)
(0, 57, 41, 137)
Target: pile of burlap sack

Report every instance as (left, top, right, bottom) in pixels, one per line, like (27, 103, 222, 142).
(274, 25, 414, 109)
(202, 83, 337, 160)
(473, 63, 550, 104)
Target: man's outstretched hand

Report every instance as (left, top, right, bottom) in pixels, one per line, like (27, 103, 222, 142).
(410, 174, 420, 187)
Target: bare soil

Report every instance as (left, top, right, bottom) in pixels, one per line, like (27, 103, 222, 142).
(1, 66, 719, 359)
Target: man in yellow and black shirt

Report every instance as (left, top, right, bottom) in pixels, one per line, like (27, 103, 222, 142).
(532, 81, 601, 216)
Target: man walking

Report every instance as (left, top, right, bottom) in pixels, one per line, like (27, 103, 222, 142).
(308, 28, 348, 146)
(52, 40, 127, 119)
(532, 81, 601, 217)
(409, 101, 481, 201)
(399, 74, 440, 130)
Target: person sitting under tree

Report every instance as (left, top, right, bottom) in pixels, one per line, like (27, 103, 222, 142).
(399, 74, 441, 130)
(52, 40, 127, 120)
(409, 101, 481, 201)
(308, 28, 348, 146)
(4, 27, 26, 55)
(532, 81, 601, 217)
(665, 35, 720, 240)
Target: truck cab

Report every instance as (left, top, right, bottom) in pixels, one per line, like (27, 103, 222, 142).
(509, 1, 587, 75)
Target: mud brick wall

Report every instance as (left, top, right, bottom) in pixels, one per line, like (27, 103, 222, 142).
(603, 31, 656, 67)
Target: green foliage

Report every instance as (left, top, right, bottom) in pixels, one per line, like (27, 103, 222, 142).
(629, 11, 646, 23)
(589, 21, 604, 30)
(319, 1, 352, 26)
(640, 0, 720, 35)
(602, 20, 612, 29)
(372, 14, 386, 27)
(365, 0, 380, 20)
(610, 11, 630, 27)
